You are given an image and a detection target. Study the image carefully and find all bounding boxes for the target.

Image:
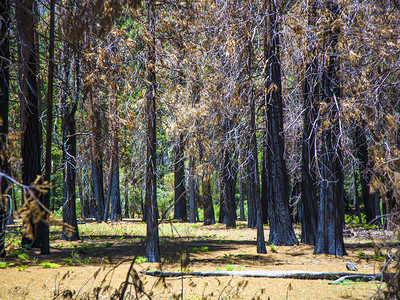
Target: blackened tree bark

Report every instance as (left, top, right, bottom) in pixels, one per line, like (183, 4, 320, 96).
(188, 74, 201, 224)
(0, 0, 10, 258)
(355, 124, 380, 224)
(16, 0, 44, 249)
(238, 162, 246, 221)
(188, 156, 197, 223)
(203, 172, 215, 225)
(145, 0, 160, 263)
(246, 2, 266, 253)
(60, 41, 80, 241)
(76, 161, 87, 219)
(314, 0, 346, 256)
(124, 174, 130, 218)
(300, 0, 318, 245)
(80, 14, 105, 222)
(173, 134, 187, 221)
(265, 0, 298, 246)
(87, 44, 105, 222)
(221, 118, 237, 228)
(41, 0, 55, 253)
(108, 89, 122, 222)
(261, 126, 269, 224)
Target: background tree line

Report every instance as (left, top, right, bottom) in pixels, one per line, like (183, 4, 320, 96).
(0, 0, 400, 261)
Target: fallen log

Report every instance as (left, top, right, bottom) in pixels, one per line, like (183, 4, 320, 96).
(141, 270, 382, 282)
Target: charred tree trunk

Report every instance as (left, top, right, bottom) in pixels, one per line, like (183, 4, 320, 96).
(203, 172, 215, 225)
(124, 174, 130, 218)
(85, 29, 105, 223)
(245, 2, 266, 253)
(76, 161, 86, 219)
(221, 150, 237, 228)
(108, 152, 121, 221)
(61, 111, 80, 241)
(261, 125, 268, 224)
(265, 0, 298, 246)
(238, 162, 246, 222)
(188, 156, 197, 223)
(173, 134, 187, 221)
(221, 118, 237, 228)
(16, 0, 44, 249)
(0, 0, 10, 258)
(300, 0, 318, 245)
(145, 0, 160, 262)
(355, 124, 380, 225)
(60, 42, 80, 241)
(108, 91, 122, 222)
(314, 0, 346, 256)
(40, 0, 55, 255)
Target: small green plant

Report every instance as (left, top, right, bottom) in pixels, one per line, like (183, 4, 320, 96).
(357, 250, 365, 257)
(216, 267, 222, 271)
(217, 240, 230, 244)
(40, 261, 61, 268)
(225, 265, 235, 271)
(134, 256, 148, 264)
(269, 244, 277, 253)
(16, 265, 27, 271)
(182, 268, 193, 273)
(53, 243, 64, 249)
(93, 251, 104, 257)
(0, 262, 14, 269)
(64, 252, 91, 265)
(356, 250, 386, 261)
(17, 253, 30, 261)
(238, 265, 246, 270)
(189, 246, 209, 253)
(223, 253, 234, 263)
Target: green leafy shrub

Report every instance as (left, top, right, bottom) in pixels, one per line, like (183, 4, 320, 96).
(40, 261, 61, 268)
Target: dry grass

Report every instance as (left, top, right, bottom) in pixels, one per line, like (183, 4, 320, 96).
(0, 220, 395, 299)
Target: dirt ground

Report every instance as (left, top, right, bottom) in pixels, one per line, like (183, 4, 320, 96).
(0, 220, 395, 299)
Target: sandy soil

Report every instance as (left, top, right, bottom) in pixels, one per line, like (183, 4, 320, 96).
(0, 220, 393, 299)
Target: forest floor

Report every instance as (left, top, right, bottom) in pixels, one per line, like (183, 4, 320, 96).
(0, 220, 397, 299)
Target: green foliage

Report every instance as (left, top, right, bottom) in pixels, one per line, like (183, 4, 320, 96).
(0, 262, 14, 269)
(189, 246, 209, 253)
(182, 268, 193, 273)
(225, 265, 235, 271)
(157, 187, 174, 219)
(16, 265, 28, 271)
(357, 250, 365, 257)
(269, 244, 277, 253)
(345, 213, 366, 225)
(330, 279, 357, 285)
(223, 253, 234, 264)
(17, 253, 30, 261)
(64, 252, 92, 265)
(134, 256, 148, 264)
(40, 261, 61, 268)
(357, 251, 386, 262)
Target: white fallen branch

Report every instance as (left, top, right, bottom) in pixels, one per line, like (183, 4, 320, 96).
(141, 270, 382, 282)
